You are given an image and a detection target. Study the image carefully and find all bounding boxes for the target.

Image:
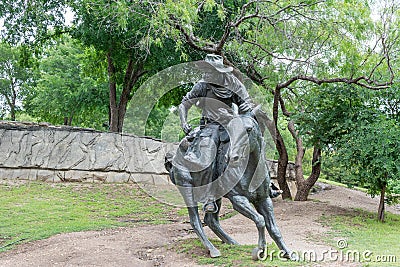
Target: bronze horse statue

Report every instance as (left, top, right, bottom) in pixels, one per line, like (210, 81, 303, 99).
(165, 113, 295, 260)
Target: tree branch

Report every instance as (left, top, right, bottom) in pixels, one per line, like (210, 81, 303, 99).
(277, 75, 392, 90)
(172, 17, 217, 54)
(216, 22, 232, 53)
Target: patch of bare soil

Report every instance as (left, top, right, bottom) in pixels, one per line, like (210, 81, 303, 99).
(0, 183, 398, 267)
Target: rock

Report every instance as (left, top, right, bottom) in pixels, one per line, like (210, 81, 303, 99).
(0, 121, 297, 186)
(311, 182, 334, 194)
(0, 121, 174, 183)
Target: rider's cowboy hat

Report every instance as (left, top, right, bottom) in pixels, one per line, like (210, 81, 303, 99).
(197, 54, 233, 73)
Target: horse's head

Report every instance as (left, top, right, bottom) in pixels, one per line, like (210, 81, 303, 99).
(227, 114, 261, 166)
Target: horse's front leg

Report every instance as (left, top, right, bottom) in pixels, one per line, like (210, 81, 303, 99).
(187, 206, 221, 258)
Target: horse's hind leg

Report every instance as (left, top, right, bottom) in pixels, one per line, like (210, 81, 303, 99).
(187, 206, 221, 258)
(227, 195, 266, 252)
(256, 197, 296, 260)
(204, 198, 239, 245)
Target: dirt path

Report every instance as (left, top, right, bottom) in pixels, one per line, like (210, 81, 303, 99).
(0, 183, 399, 267)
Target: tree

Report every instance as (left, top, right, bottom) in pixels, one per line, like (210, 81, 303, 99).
(2, 0, 182, 132)
(334, 117, 399, 222)
(0, 43, 31, 120)
(294, 81, 399, 221)
(150, 0, 399, 200)
(227, 0, 397, 201)
(71, 0, 190, 132)
(24, 35, 109, 128)
(0, 0, 68, 58)
(372, 85, 400, 123)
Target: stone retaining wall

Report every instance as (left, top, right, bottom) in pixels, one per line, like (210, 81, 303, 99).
(0, 121, 296, 192)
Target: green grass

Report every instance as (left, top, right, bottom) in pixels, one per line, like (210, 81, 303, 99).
(0, 182, 186, 252)
(175, 209, 400, 267)
(319, 209, 400, 267)
(175, 238, 304, 267)
(3, 181, 399, 267)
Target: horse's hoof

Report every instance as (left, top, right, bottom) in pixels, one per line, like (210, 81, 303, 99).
(251, 247, 266, 261)
(210, 248, 221, 258)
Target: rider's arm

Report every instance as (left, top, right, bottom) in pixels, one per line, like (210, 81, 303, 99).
(179, 82, 207, 134)
(234, 92, 253, 115)
(178, 104, 192, 135)
(227, 73, 253, 115)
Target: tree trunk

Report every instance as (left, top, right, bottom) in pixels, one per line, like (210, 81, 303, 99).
(287, 120, 322, 201)
(63, 115, 73, 126)
(107, 52, 119, 132)
(10, 104, 16, 121)
(68, 112, 74, 126)
(116, 59, 144, 132)
(288, 120, 307, 201)
(253, 107, 292, 199)
(10, 81, 17, 121)
(4, 95, 16, 121)
(275, 129, 292, 199)
(272, 87, 292, 200)
(294, 146, 322, 201)
(288, 120, 305, 191)
(107, 52, 145, 133)
(378, 182, 386, 222)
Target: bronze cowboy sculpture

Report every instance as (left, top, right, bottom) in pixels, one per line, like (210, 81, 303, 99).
(165, 54, 296, 260)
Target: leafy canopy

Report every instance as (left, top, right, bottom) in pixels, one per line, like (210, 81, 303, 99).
(24, 35, 108, 129)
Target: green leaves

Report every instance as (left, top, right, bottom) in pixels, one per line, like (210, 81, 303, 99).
(0, 0, 68, 45)
(24, 35, 108, 128)
(293, 78, 400, 205)
(334, 117, 399, 197)
(0, 42, 32, 120)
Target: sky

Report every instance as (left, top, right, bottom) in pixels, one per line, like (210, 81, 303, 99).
(1, 2, 393, 32)
(65, 7, 74, 26)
